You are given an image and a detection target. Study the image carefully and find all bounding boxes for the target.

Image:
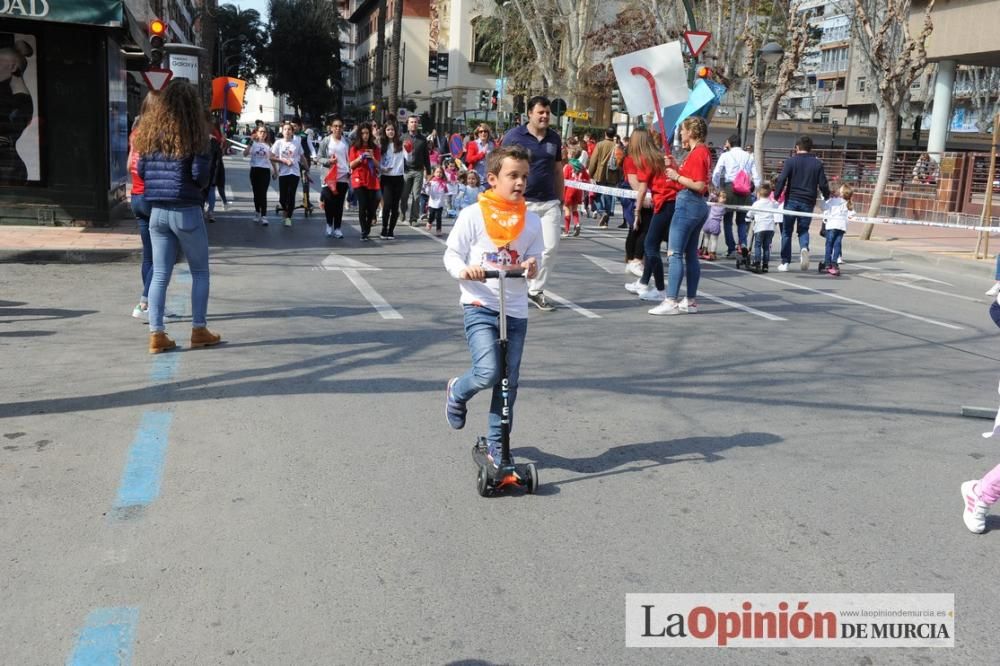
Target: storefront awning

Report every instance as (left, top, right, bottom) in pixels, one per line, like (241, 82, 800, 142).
(0, 0, 124, 27)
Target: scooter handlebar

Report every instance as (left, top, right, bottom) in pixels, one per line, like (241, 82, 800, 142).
(481, 268, 525, 279)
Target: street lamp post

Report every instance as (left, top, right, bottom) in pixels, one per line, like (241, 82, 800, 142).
(218, 34, 247, 77)
(497, 1, 511, 134)
(741, 41, 784, 147)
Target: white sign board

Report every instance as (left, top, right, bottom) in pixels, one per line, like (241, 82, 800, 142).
(169, 54, 199, 82)
(611, 42, 688, 117)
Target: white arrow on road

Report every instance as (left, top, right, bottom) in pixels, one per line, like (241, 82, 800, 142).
(321, 253, 402, 319)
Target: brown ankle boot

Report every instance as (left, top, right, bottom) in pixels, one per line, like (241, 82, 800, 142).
(149, 331, 177, 354)
(190, 327, 222, 348)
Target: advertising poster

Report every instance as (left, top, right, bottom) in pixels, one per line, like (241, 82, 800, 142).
(0, 31, 39, 185)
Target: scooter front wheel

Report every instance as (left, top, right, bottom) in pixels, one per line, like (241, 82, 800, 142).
(476, 465, 491, 497)
(525, 463, 538, 494)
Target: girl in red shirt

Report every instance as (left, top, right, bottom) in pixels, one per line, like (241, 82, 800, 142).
(348, 122, 381, 241)
(625, 129, 679, 302)
(649, 117, 713, 316)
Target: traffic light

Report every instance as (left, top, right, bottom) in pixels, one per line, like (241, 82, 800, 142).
(148, 18, 167, 67)
(490, 90, 498, 111)
(696, 66, 713, 79)
(479, 90, 489, 110)
(369, 103, 377, 118)
(610, 89, 622, 113)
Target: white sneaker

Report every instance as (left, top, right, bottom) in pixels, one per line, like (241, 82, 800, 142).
(648, 298, 681, 315)
(132, 304, 147, 320)
(962, 480, 989, 534)
(261, 217, 269, 226)
(625, 279, 645, 294)
(325, 226, 333, 238)
(283, 218, 292, 228)
(254, 212, 261, 224)
(800, 248, 810, 271)
(333, 229, 344, 239)
(222, 202, 230, 212)
(986, 283, 1000, 297)
(777, 263, 789, 272)
(628, 261, 644, 277)
(638, 286, 666, 301)
(679, 297, 698, 314)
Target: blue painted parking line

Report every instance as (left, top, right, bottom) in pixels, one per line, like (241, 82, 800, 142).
(66, 607, 138, 666)
(113, 411, 172, 511)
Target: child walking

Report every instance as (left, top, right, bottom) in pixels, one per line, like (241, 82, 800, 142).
(747, 182, 780, 273)
(423, 166, 449, 235)
(443, 146, 543, 468)
(562, 145, 590, 238)
(819, 184, 855, 276)
(699, 190, 725, 261)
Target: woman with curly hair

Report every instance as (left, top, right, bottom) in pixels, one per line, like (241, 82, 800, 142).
(135, 80, 221, 353)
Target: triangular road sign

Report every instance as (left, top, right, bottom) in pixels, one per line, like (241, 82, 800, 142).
(683, 31, 712, 59)
(141, 68, 173, 92)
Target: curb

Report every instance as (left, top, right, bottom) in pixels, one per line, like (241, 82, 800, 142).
(0, 248, 142, 264)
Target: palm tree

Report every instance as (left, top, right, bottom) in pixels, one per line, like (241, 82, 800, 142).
(388, 0, 403, 116)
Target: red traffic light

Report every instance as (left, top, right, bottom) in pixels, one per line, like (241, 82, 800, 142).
(696, 66, 713, 79)
(149, 18, 166, 36)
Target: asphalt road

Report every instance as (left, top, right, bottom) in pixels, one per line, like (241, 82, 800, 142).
(3, 157, 1000, 665)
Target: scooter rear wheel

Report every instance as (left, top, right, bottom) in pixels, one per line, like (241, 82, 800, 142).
(525, 463, 538, 494)
(476, 465, 491, 497)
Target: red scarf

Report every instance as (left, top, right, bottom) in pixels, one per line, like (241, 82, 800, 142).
(478, 189, 526, 247)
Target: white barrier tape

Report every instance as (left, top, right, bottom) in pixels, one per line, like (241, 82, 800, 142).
(226, 138, 247, 151)
(566, 179, 999, 232)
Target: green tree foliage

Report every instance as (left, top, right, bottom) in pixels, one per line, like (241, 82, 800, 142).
(260, 0, 347, 121)
(216, 4, 266, 81)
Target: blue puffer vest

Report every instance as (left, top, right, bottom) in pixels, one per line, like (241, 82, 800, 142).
(137, 152, 211, 206)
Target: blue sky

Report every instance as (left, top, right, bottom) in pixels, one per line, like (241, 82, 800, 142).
(229, 0, 269, 20)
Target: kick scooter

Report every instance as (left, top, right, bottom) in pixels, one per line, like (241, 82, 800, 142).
(469, 268, 538, 497)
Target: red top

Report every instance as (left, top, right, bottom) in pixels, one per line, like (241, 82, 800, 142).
(634, 155, 678, 212)
(349, 145, 381, 190)
(562, 163, 590, 205)
(128, 134, 143, 195)
(678, 143, 712, 196)
(465, 139, 493, 170)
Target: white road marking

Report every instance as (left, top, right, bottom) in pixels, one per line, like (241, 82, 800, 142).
(582, 253, 627, 275)
(417, 227, 602, 318)
(704, 263, 963, 330)
(697, 290, 788, 321)
(857, 271, 980, 303)
(321, 253, 402, 319)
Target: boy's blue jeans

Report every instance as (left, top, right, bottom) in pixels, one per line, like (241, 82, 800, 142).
(824, 229, 845, 266)
(752, 229, 774, 264)
(452, 305, 527, 445)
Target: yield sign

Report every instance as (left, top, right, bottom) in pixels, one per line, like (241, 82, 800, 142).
(141, 68, 173, 92)
(683, 31, 712, 58)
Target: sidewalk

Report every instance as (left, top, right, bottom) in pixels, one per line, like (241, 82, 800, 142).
(842, 221, 995, 280)
(0, 223, 142, 263)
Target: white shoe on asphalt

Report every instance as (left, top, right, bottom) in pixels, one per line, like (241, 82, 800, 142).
(777, 263, 789, 272)
(628, 262, 644, 277)
(254, 213, 261, 224)
(679, 297, 698, 314)
(625, 279, 645, 294)
(800, 248, 810, 271)
(261, 217, 269, 226)
(962, 480, 989, 534)
(283, 218, 292, 228)
(333, 229, 344, 239)
(132, 304, 147, 320)
(986, 283, 1000, 297)
(638, 286, 666, 302)
(325, 226, 333, 238)
(648, 298, 681, 315)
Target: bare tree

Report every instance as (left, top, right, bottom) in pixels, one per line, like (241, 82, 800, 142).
(387, 0, 403, 117)
(849, 0, 935, 240)
(740, 1, 811, 172)
(373, 0, 387, 116)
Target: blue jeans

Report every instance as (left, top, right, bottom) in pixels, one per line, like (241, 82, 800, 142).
(641, 201, 675, 291)
(994, 253, 1000, 280)
(824, 229, 845, 266)
(722, 208, 749, 253)
(598, 193, 616, 217)
(133, 193, 153, 301)
(148, 205, 210, 332)
(781, 199, 814, 264)
(666, 190, 709, 300)
(451, 305, 527, 445)
(752, 229, 774, 264)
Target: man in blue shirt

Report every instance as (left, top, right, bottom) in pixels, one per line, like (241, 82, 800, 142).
(501, 96, 564, 311)
(774, 135, 831, 272)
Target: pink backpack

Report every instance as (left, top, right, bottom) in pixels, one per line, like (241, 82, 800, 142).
(732, 167, 752, 196)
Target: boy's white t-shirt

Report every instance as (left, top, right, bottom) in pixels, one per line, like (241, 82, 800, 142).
(443, 202, 545, 319)
(748, 198, 781, 232)
(271, 138, 303, 177)
(822, 196, 854, 231)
